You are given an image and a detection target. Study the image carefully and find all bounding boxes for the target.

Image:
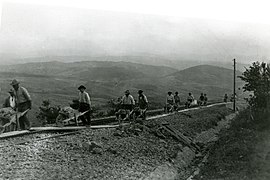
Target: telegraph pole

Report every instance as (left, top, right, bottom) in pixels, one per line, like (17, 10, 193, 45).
(233, 59, 236, 112)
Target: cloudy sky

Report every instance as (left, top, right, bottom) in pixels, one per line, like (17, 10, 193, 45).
(0, 0, 270, 64)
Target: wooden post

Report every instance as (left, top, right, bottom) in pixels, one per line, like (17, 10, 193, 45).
(16, 113, 20, 131)
(74, 113, 78, 126)
(233, 59, 236, 112)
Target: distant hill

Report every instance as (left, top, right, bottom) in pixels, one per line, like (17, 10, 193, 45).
(0, 60, 178, 81)
(153, 65, 244, 98)
(2, 55, 249, 72)
(168, 65, 242, 86)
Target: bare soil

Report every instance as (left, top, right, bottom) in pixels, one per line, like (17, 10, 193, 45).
(0, 105, 231, 180)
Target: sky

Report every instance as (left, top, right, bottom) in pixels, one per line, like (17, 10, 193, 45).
(0, 0, 270, 64)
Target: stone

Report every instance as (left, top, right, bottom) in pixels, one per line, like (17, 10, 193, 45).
(174, 147, 196, 169)
(82, 141, 103, 151)
(92, 147, 103, 155)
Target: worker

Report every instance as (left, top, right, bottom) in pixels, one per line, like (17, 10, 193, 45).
(198, 93, 204, 106)
(137, 90, 148, 120)
(186, 92, 194, 108)
(174, 92, 181, 110)
(203, 94, 208, 105)
(121, 90, 135, 111)
(224, 94, 228, 103)
(3, 89, 16, 109)
(166, 91, 175, 112)
(78, 85, 91, 126)
(10, 79, 32, 130)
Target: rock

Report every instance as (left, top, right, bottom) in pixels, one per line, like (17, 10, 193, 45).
(159, 139, 167, 144)
(91, 141, 103, 148)
(92, 147, 103, 155)
(134, 128, 142, 132)
(113, 130, 122, 136)
(155, 129, 166, 139)
(176, 144, 183, 150)
(107, 148, 118, 155)
(174, 147, 196, 169)
(144, 162, 178, 180)
(82, 141, 103, 151)
(82, 142, 91, 151)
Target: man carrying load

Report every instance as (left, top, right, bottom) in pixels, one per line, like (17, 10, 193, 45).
(166, 91, 175, 113)
(10, 79, 32, 130)
(121, 90, 135, 111)
(115, 90, 135, 125)
(78, 85, 91, 126)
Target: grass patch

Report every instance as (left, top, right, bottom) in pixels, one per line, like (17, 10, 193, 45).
(196, 108, 270, 179)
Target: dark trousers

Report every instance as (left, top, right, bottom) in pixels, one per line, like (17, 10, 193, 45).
(122, 104, 133, 111)
(79, 103, 91, 125)
(17, 101, 31, 130)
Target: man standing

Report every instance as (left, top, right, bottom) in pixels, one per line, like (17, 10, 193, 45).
(11, 79, 32, 130)
(174, 92, 181, 110)
(198, 93, 204, 106)
(121, 90, 135, 111)
(3, 89, 16, 109)
(137, 90, 148, 120)
(186, 92, 194, 108)
(224, 94, 228, 103)
(78, 85, 91, 126)
(166, 91, 175, 112)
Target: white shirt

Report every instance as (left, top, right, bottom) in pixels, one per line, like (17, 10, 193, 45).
(122, 95, 135, 105)
(9, 96, 16, 108)
(79, 91, 91, 105)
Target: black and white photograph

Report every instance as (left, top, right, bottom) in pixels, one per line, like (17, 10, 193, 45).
(0, 0, 270, 179)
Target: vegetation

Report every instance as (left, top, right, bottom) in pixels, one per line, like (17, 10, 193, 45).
(239, 61, 270, 122)
(196, 61, 270, 179)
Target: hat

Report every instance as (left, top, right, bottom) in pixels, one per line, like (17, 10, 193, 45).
(138, 90, 143, 94)
(78, 85, 86, 90)
(8, 89, 14, 93)
(10, 79, 20, 86)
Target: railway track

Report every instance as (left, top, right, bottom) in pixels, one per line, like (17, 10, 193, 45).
(0, 101, 231, 144)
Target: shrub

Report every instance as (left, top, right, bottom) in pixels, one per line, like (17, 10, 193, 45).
(239, 61, 270, 122)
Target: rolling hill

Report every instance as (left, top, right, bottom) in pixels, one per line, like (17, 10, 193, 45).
(0, 60, 177, 80)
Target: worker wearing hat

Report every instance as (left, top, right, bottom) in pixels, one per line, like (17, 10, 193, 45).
(137, 90, 148, 120)
(78, 85, 91, 126)
(3, 89, 16, 109)
(10, 79, 32, 130)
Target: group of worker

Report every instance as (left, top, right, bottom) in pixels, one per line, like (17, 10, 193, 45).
(165, 91, 208, 112)
(114, 90, 149, 123)
(223, 93, 237, 103)
(2, 79, 213, 129)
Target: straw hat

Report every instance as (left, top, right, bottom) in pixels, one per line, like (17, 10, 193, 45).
(10, 79, 20, 86)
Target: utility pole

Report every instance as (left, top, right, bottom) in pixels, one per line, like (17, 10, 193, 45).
(233, 59, 236, 112)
